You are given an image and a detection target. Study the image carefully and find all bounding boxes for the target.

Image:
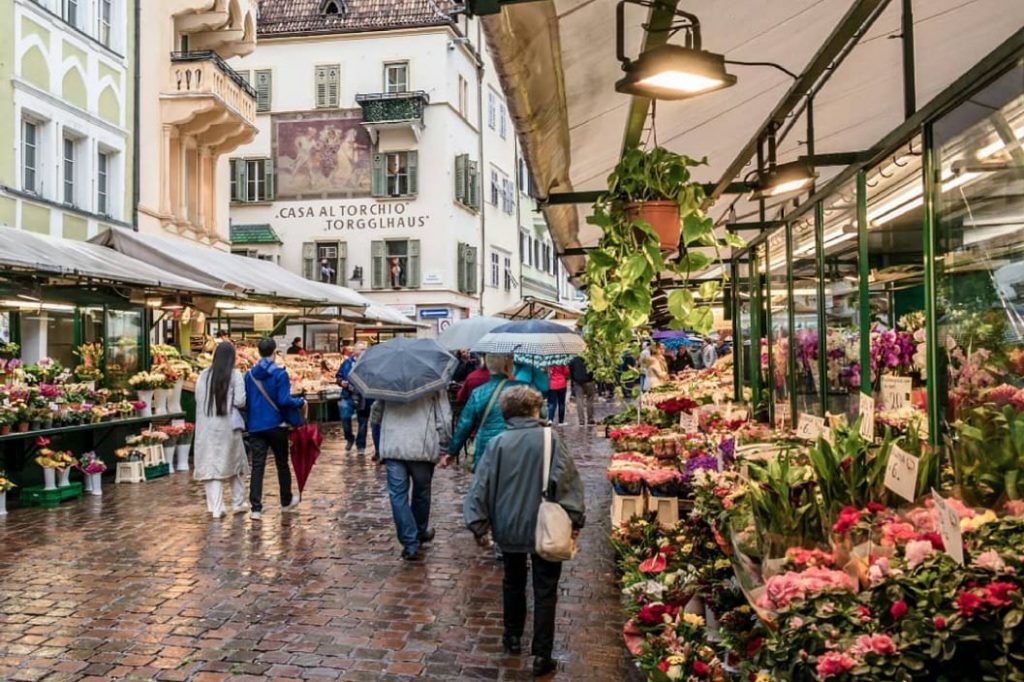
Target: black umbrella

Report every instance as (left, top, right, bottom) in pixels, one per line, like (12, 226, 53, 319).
(347, 338, 458, 404)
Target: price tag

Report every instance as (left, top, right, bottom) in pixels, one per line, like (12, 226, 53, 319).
(795, 413, 825, 441)
(880, 376, 913, 410)
(859, 394, 876, 441)
(884, 444, 919, 502)
(774, 402, 791, 429)
(172, 418, 185, 427)
(679, 410, 699, 432)
(931, 489, 964, 565)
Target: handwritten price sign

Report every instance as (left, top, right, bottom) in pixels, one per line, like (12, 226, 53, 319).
(859, 394, 876, 441)
(931, 489, 964, 565)
(795, 413, 825, 441)
(774, 402, 791, 429)
(880, 376, 913, 411)
(884, 444, 919, 502)
(679, 410, 699, 432)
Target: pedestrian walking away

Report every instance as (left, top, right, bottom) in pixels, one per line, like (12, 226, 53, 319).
(546, 364, 569, 424)
(193, 342, 250, 519)
(568, 355, 597, 425)
(463, 385, 586, 677)
(378, 390, 451, 561)
(447, 353, 525, 471)
(336, 342, 370, 454)
(245, 337, 305, 520)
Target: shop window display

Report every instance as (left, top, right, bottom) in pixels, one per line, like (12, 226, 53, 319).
(104, 310, 142, 388)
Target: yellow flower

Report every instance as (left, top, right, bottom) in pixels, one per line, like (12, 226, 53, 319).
(681, 544, 693, 554)
(682, 612, 705, 628)
(755, 672, 772, 682)
(667, 655, 686, 665)
(961, 510, 997, 533)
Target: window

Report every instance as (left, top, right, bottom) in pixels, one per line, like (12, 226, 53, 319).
(322, 0, 345, 15)
(254, 70, 272, 113)
(533, 239, 541, 268)
(458, 75, 468, 118)
(488, 91, 496, 129)
(22, 120, 37, 193)
(229, 158, 275, 202)
(371, 151, 418, 197)
(384, 62, 408, 94)
(457, 242, 478, 294)
(371, 239, 420, 289)
(454, 154, 479, 210)
(233, 249, 275, 262)
(315, 65, 340, 108)
(503, 256, 512, 291)
(490, 252, 499, 288)
(518, 157, 532, 196)
(490, 169, 499, 206)
(97, 151, 109, 215)
(501, 177, 515, 215)
(98, 0, 112, 46)
(302, 242, 347, 285)
(63, 136, 76, 205)
(63, 0, 77, 27)
(520, 231, 528, 264)
(499, 103, 507, 139)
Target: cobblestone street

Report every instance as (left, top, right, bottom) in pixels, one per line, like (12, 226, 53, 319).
(0, 421, 631, 681)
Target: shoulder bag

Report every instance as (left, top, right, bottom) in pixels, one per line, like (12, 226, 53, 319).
(535, 426, 576, 562)
(465, 379, 507, 472)
(250, 374, 304, 428)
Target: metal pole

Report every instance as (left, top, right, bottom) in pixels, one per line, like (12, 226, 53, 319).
(857, 170, 871, 398)
(901, 0, 917, 119)
(732, 256, 742, 402)
(815, 201, 828, 416)
(786, 221, 798, 424)
(922, 124, 940, 447)
(750, 248, 763, 417)
(765, 238, 775, 425)
(806, 95, 816, 194)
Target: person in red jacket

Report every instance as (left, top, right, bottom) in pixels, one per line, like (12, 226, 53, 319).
(546, 364, 570, 425)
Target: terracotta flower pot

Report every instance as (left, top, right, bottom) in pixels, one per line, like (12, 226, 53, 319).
(625, 200, 681, 251)
(17, 422, 29, 433)
(0, 425, 10, 436)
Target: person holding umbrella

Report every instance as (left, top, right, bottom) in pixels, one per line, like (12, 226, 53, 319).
(347, 338, 458, 561)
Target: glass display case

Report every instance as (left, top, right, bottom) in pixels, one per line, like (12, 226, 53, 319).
(104, 309, 143, 388)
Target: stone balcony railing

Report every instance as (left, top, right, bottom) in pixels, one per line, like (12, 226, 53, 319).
(355, 91, 430, 125)
(168, 50, 257, 124)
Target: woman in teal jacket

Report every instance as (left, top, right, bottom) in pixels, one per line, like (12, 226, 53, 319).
(445, 354, 525, 470)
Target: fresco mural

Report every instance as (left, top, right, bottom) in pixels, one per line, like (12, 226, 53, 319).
(273, 111, 372, 199)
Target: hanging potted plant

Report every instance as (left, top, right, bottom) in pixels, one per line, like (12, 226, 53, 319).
(582, 146, 743, 384)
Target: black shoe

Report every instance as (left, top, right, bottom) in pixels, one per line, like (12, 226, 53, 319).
(532, 657, 557, 677)
(400, 548, 424, 562)
(503, 636, 522, 655)
(418, 529, 436, 544)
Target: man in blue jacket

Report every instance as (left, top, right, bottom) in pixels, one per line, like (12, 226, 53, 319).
(336, 342, 370, 455)
(246, 337, 305, 520)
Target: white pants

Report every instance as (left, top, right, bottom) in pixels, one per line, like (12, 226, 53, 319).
(204, 474, 246, 516)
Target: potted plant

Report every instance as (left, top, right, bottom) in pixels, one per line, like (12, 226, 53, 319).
(77, 452, 107, 496)
(0, 341, 19, 360)
(0, 410, 13, 436)
(0, 469, 14, 515)
(175, 422, 194, 472)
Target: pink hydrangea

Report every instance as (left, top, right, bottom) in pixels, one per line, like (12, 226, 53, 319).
(816, 651, 858, 679)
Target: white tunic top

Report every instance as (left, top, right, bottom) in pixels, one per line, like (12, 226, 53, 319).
(193, 369, 249, 481)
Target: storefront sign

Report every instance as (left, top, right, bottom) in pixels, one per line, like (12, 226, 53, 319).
(274, 202, 429, 231)
(418, 308, 449, 319)
(884, 444, 919, 502)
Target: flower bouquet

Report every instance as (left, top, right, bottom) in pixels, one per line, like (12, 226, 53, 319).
(128, 371, 167, 391)
(0, 470, 15, 492)
(77, 451, 107, 475)
(610, 424, 661, 453)
(115, 446, 143, 461)
(608, 468, 646, 496)
(178, 422, 195, 444)
(0, 341, 19, 360)
(644, 468, 684, 498)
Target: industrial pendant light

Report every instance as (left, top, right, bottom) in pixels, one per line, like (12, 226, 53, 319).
(750, 160, 817, 199)
(615, 2, 736, 100)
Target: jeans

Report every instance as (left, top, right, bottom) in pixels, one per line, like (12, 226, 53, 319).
(248, 427, 293, 512)
(385, 459, 435, 554)
(573, 382, 596, 424)
(546, 388, 567, 423)
(502, 553, 563, 658)
(341, 398, 369, 450)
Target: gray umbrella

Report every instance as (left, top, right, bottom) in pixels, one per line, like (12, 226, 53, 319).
(436, 315, 506, 350)
(347, 338, 458, 404)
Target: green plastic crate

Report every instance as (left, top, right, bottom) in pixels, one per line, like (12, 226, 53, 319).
(144, 463, 170, 480)
(20, 482, 84, 508)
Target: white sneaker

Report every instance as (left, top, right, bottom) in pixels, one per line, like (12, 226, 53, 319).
(211, 511, 224, 519)
(250, 511, 262, 520)
(282, 495, 301, 513)
(232, 502, 250, 515)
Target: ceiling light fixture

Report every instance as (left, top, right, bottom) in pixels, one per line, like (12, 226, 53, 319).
(750, 160, 817, 199)
(615, 1, 736, 100)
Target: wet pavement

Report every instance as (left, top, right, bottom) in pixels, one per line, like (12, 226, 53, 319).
(0, 415, 631, 681)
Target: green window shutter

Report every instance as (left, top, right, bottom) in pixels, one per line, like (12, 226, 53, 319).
(315, 65, 339, 108)
(263, 157, 274, 200)
(338, 242, 348, 286)
(371, 154, 386, 197)
(407, 239, 421, 288)
(370, 240, 385, 289)
(468, 160, 479, 209)
(407, 151, 419, 196)
(315, 66, 327, 108)
(466, 245, 478, 294)
(455, 154, 467, 204)
(230, 159, 244, 202)
(328, 66, 339, 107)
(301, 242, 316, 280)
(255, 70, 272, 112)
(457, 242, 466, 293)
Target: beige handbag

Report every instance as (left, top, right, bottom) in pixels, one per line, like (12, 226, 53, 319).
(534, 427, 576, 562)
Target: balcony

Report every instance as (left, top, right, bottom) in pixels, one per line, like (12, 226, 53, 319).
(171, 0, 257, 58)
(356, 91, 429, 143)
(163, 51, 257, 149)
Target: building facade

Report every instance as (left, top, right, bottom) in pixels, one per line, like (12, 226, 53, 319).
(136, 0, 258, 247)
(0, 0, 134, 240)
(226, 0, 527, 328)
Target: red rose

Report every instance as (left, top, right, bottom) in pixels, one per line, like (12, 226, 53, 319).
(693, 660, 710, 676)
(890, 600, 908, 620)
(933, 616, 946, 630)
(657, 660, 670, 673)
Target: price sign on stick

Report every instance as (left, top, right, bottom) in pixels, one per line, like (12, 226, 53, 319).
(884, 444, 919, 502)
(859, 394, 876, 441)
(931, 489, 965, 565)
(880, 376, 913, 410)
(774, 402, 791, 429)
(795, 413, 825, 441)
(679, 410, 699, 433)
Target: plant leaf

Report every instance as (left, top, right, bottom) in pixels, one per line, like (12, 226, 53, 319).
(667, 289, 694, 319)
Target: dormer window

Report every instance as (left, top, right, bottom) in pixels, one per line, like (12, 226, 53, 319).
(322, 0, 344, 16)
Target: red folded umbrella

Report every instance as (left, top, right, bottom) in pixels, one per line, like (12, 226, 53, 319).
(289, 423, 322, 493)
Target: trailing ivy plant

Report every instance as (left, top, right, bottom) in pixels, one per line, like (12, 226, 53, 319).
(581, 146, 743, 385)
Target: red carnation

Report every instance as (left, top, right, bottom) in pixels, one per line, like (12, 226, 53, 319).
(957, 590, 984, 618)
(890, 600, 908, 620)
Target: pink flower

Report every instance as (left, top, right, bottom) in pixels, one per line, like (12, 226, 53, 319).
(757, 568, 857, 610)
(890, 600, 908, 620)
(639, 554, 667, 574)
(972, 550, 1007, 573)
(904, 539, 936, 569)
(881, 521, 919, 546)
(816, 651, 857, 679)
(1004, 500, 1024, 518)
(851, 633, 897, 657)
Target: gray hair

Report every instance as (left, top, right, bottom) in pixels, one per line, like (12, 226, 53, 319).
(485, 353, 513, 375)
(500, 385, 544, 419)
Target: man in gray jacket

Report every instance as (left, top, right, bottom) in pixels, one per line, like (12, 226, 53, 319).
(463, 385, 585, 677)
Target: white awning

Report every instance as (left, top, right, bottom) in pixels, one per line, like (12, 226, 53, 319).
(498, 295, 585, 321)
(0, 225, 227, 295)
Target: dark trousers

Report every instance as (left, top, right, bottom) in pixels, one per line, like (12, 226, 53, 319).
(248, 427, 293, 512)
(502, 553, 563, 659)
(546, 388, 567, 423)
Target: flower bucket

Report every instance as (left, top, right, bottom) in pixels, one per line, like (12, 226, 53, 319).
(89, 472, 102, 496)
(168, 380, 184, 414)
(83, 474, 93, 492)
(152, 388, 169, 416)
(612, 481, 644, 496)
(164, 445, 175, 469)
(58, 468, 71, 488)
(0, 491, 6, 516)
(625, 200, 681, 252)
(136, 390, 153, 418)
(43, 468, 56, 491)
(176, 443, 190, 472)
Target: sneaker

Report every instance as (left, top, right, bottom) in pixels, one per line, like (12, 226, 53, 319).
(231, 502, 251, 515)
(250, 511, 263, 521)
(418, 528, 436, 544)
(558, 422, 568, 426)
(400, 548, 424, 562)
(282, 496, 301, 513)
(532, 657, 557, 677)
(357, 450, 366, 457)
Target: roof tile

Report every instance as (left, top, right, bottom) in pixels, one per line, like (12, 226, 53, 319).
(230, 224, 282, 244)
(258, 0, 461, 37)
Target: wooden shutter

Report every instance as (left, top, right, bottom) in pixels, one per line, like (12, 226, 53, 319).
(370, 240, 385, 289)
(315, 65, 339, 108)
(263, 157, 274, 200)
(466, 245, 478, 294)
(328, 66, 339, 107)
(371, 153, 386, 197)
(255, 70, 272, 112)
(455, 154, 467, 204)
(406, 151, 418, 196)
(315, 66, 327, 108)
(301, 242, 316, 280)
(467, 160, 479, 209)
(338, 241, 348, 286)
(457, 242, 466, 293)
(230, 159, 244, 201)
(407, 239, 421, 288)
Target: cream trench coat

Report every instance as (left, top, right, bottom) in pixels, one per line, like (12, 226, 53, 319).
(193, 368, 249, 481)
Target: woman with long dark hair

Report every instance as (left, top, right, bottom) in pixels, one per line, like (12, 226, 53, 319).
(194, 342, 249, 518)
